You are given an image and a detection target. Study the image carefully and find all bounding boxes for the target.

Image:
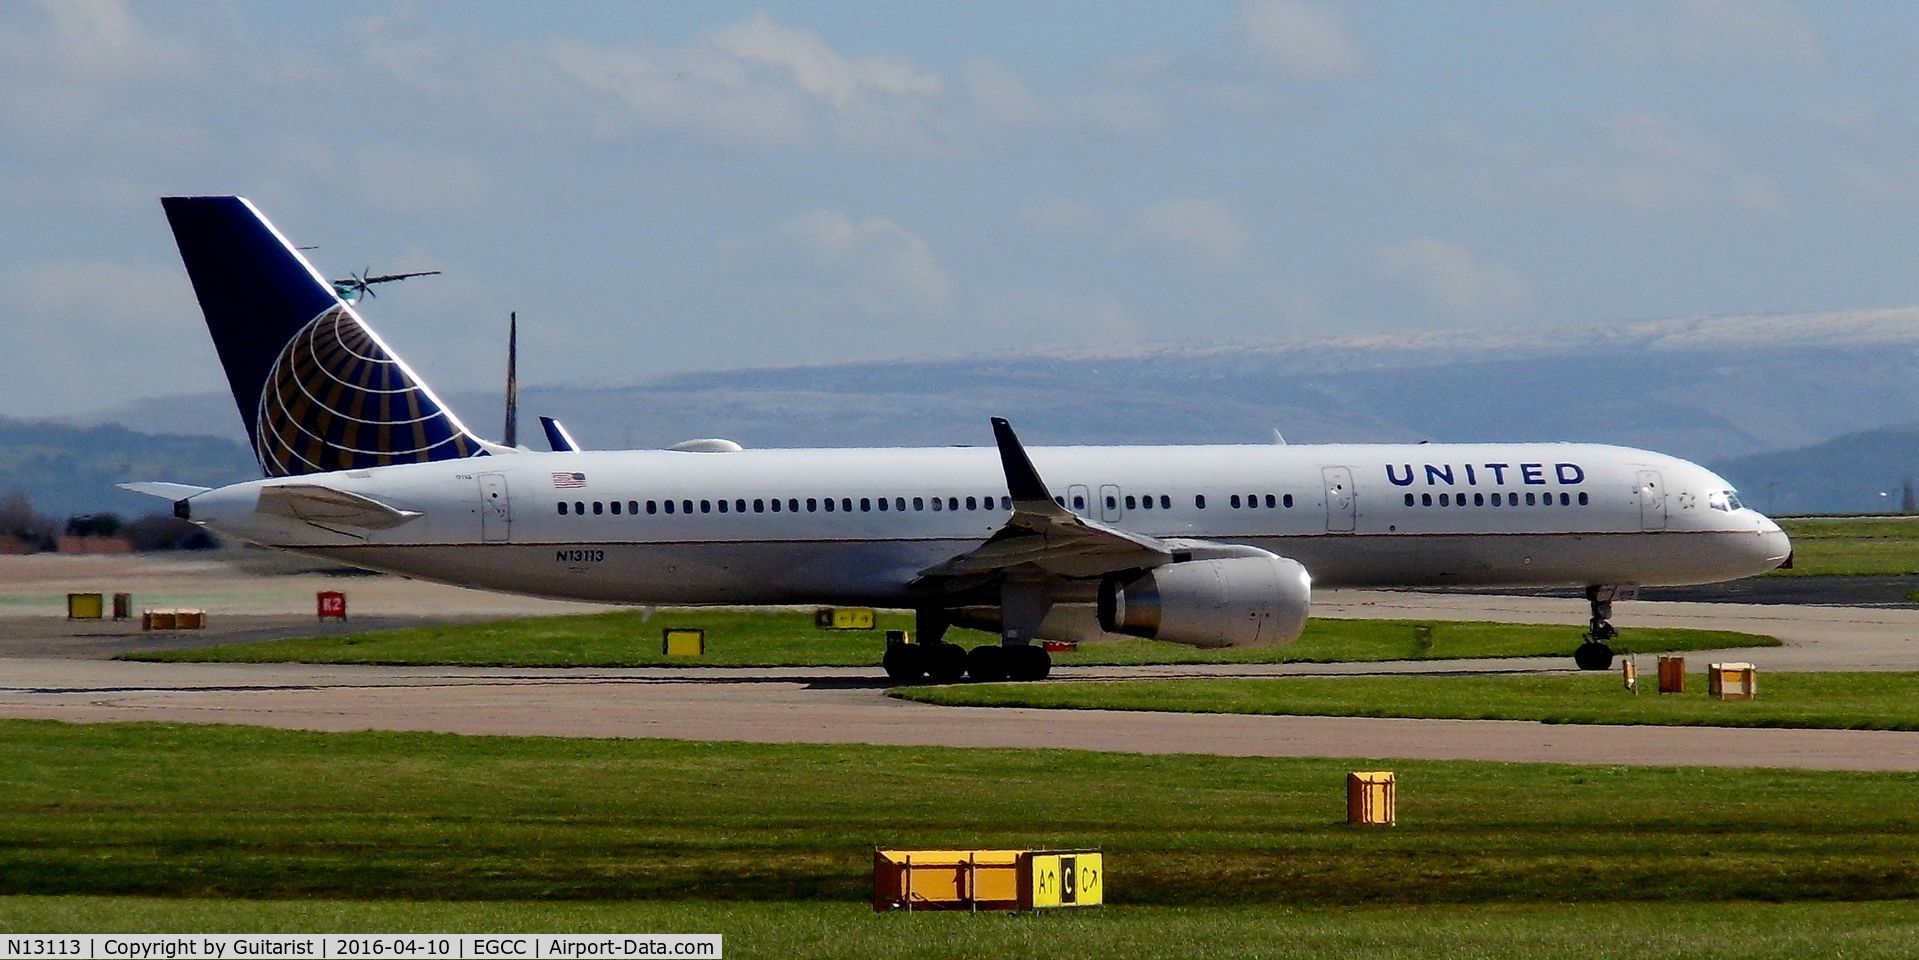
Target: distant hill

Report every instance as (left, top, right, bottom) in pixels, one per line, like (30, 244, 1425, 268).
(0, 418, 257, 521)
(76, 307, 1919, 464)
(1711, 424, 1919, 515)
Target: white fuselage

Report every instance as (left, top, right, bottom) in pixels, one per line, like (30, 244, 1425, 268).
(186, 441, 1790, 606)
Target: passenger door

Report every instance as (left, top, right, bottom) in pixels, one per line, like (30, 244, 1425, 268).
(1638, 470, 1667, 531)
(478, 473, 511, 543)
(1322, 466, 1356, 533)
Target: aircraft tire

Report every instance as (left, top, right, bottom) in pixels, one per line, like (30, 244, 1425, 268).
(1005, 644, 1052, 681)
(882, 642, 926, 682)
(966, 645, 1010, 683)
(1573, 641, 1614, 671)
(925, 642, 968, 684)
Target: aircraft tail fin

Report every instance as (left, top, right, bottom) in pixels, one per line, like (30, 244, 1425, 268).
(161, 196, 488, 477)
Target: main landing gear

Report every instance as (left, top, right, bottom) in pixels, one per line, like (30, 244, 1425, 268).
(1574, 585, 1620, 671)
(882, 639, 1052, 683)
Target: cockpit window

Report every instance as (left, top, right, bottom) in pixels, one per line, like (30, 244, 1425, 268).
(1725, 490, 1744, 511)
(1709, 490, 1745, 512)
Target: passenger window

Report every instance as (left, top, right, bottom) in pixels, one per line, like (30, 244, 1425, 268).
(592, 501, 603, 515)
(754, 498, 765, 513)
(1244, 493, 1257, 509)
(1264, 494, 1276, 508)
(1105, 495, 1118, 510)
(717, 500, 728, 514)
(806, 498, 818, 512)
(788, 498, 799, 512)
(1001, 497, 1011, 510)
(1578, 492, 1589, 506)
(557, 502, 568, 516)
(1195, 495, 1207, 509)
(1560, 492, 1571, 506)
(824, 498, 835, 513)
(966, 496, 978, 510)
(1283, 494, 1294, 508)
(769, 499, 780, 512)
(647, 500, 657, 515)
(896, 498, 906, 511)
(1124, 495, 1136, 509)
(1055, 496, 1065, 507)
(1073, 495, 1086, 510)
(861, 498, 872, 512)
(1439, 493, 1450, 506)
(1160, 496, 1171, 509)
(1473, 493, 1484, 506)
(611, 501, 622, 515)
(1140, 496, 1153, 510)
(629, 500, 639, 514)
(843, 498, 855, 512)
(1421, 493, 1432, 506)
(1404, 493, 1415, 506)
(1230, 494, 1242, 508)
(948, 497, 959, 511)
(913, 497, 925, 511)
(735, 499, 746, 513)
(664, 500, 675, 515)
(1525, 492, 1535, 506)
(932, 498, 943, 511)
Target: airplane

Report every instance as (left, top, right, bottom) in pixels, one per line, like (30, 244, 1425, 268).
(128, 196, 1792, 683)
(331, 268, 440, 303)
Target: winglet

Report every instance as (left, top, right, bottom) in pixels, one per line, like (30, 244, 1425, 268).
(991, 417, 1053, 504)
(540, 416, 580, 452)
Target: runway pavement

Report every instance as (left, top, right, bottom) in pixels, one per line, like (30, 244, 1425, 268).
(6, 555, 1919, 771)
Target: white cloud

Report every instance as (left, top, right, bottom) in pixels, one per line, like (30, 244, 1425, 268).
(1122, 199, 1251, 272)
(0, 0, 191, 79)
(783, 211, 953, 318)
(1377, 240, 1530, 318)
(710, 13, 941, 108)
(1236, 0, 1367, 79)
(963, 58, 1043, 125)
(550, 13, 944, 149)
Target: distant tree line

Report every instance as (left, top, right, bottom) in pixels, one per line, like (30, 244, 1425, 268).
(1, 492, 217, 552)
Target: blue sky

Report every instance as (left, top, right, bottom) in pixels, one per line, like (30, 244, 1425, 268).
(5, 1, 1919, 419)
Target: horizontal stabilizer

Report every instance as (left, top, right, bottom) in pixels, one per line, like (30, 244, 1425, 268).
(118, 482, 212, 501)
(257, 484, 422, 530)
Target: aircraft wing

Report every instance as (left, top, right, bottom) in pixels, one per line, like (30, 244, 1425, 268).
(917, 418, 1173, 581)
(256, 483, 422, 530)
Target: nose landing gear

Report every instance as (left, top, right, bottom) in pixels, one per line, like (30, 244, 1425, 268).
(1574, 585, 1623, 670)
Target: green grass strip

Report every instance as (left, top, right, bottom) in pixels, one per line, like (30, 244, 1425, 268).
(2, 720, 1919, 907)
(1771, 516, 1919, 576)
(895, 670, 1919, 730)
(1, 897, 1918, 959)
(120, 610, 1774, 667)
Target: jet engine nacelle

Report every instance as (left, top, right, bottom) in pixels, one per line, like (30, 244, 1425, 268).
(1097, 555, 1312, 648)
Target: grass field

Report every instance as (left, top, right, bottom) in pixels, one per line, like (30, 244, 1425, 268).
(7, 720, 1919, 952)
(2, 897, 1917, 959)
(120, 609, 1775, 667)
(5, 719, 1919, 908)
(894, 670, 1919, 730)
(1772, 516, 1919, 576)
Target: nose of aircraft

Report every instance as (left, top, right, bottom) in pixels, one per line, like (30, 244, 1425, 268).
(1752, 514, 1792, 571)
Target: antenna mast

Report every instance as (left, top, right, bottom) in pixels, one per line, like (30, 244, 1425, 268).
(504, 312, 519, 447)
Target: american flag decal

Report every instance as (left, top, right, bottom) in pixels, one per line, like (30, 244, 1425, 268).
(551, 472, 586, 488)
